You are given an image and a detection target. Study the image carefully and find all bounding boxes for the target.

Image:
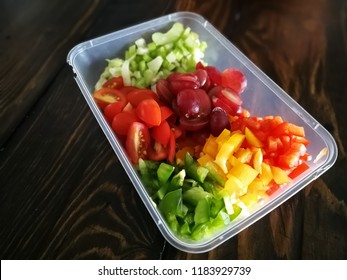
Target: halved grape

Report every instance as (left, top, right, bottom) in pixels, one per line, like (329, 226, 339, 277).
(169, 80, 199, 95)
(176, 89, 199, 118)
(179, 116, 209, 131)
(219, 88, 243, 110)
(209, 107, 231, 136)
(195, 89, 212, 117)
(194, 69, 208, 88)
(156, 79, 174, 104)
(176, 89, 211, 118)
(221, 68, 247, 94)
(208, 85, 223, 99)
(211, 95, 242, 116)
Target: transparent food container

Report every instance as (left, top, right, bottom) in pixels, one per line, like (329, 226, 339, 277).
(67, 12, 338, 253)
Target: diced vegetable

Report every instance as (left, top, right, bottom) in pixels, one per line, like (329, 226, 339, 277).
(95, 22, 207, 89)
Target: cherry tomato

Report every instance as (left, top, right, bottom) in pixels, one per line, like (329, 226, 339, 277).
(102, 76, 124, 89)
(148, 141, 167, 161)
(103, 92, 127, 122)
(135, 99, 161, 127)
(160, 106, 174, 122)
(167, 131, 176, 163)
(151, 120, 171, 147)
(126, 122, 150, 164)
(119, 86, 138, 94)
(111, 111, 139, 136)
(127, 89, 158, 107)
(93, 88, 126, 109)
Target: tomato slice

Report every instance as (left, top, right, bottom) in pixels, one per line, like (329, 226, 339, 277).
(103, 93, 127, 122)
(167, 131, 176, 163)
(148, 141, 167, 161)
(126, 122, 150, 164)
(151, 120, 171, 147)
(119, 86, 138, 94)
(160, 106, 174, 123)
(136, 99, 161, 127)
(127, 89, 158, 107)
(102, 76, 124, 89)
(111, 111, 139, 136)
(93, 88, 126, 109)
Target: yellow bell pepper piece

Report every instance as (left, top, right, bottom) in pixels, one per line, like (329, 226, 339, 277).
(245, 127, 264, 148)
(197, 153, 214, 166)
(202, 136, 218, 158)
(224, 175, 245, 196)
(259, 162, 273, 185)
(248, 177, 266, 192)
(228, 162, 259, 191)
(240, 192, 259, 207)
(215, 128, 231, 146)
(214, 133, 245, 173)
(228, 155, 240, 168)
(235, 148, 253, 164)
(271, 165, 291, 184)
(253, 148, 263, 174)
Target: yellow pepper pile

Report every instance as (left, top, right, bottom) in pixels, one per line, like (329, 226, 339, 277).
(197, 128, 292, 207)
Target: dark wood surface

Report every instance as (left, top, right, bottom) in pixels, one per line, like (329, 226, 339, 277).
(1, 0, 346, 259)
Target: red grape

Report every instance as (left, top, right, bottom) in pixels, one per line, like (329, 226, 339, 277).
(209, 107, 231, 136)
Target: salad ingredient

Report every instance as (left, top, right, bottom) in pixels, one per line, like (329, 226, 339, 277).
(95, 22, 207, 89)
(151, 120, 171, 147)
(111, 111, 139, 136)
(126, 122, 150, 164)
(135, 99, 161, 126)
(231, 115, 310, 171)
(221, 68, 247, 94)
(176, 88, 211, 118)
(102, 76, 124, 89)
(93, 88, 126, 109)
(127, 88, 158, 107)
(137, 155, 243, 240)
(209, 107, 230, 136)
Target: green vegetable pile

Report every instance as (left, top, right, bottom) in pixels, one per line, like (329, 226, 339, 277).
(95, 22, 207, 89)
(138, 153, 243, 241)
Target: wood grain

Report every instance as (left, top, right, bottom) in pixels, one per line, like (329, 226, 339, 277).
(0, 67, 164, 259)
(0, 0, 102, 147)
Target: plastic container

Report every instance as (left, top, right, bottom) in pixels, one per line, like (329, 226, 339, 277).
(67, 12, 338, 253)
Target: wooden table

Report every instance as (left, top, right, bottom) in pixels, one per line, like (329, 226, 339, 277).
(1, 0, 346, 259)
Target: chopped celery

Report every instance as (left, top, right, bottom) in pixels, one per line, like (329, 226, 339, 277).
(152, 22, 184, 45)
(95, 22, 207, 90)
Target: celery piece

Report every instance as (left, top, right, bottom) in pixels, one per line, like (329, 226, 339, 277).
(121, 59, 132, 86)
(147, 42, 157, 51)
(152, 22, 184, 45)
(147, 56, 163, 74)
(95, 22, 207, 89)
